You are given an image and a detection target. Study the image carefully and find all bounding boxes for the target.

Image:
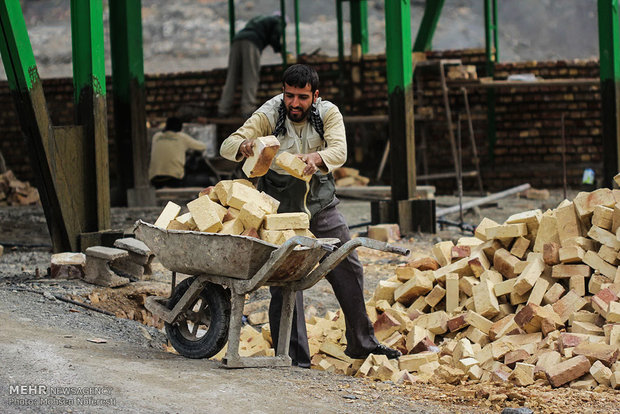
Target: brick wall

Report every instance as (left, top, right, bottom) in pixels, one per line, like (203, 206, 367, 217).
(0, 49, 603, 194)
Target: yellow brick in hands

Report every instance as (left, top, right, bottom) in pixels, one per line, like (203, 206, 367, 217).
(275, 151, 312, 182)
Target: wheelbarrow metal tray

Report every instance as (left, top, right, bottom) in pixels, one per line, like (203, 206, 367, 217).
(134, 220, 324, 282)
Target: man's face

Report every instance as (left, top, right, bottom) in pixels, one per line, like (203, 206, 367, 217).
(283, 82, 319, 122)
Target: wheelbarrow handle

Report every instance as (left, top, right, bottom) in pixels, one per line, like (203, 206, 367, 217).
(353, 237, 411, 256)
(290, 237, 410, 291)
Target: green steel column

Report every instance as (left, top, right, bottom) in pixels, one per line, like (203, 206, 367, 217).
(294, 0, 300, 56)
(598, 0, 620, 187)
(484, 0, 498, 160)
(280, 0, 287, 66)
(228, 0, 235, 44)
(0, 0, 72, 251)
(336, 0, 344, 62)
(385, 0, 415, 202)
(70, 0, 110, 230)
(412, 0, 445, 52)
(110, 0, 150, 206)
(350, 0, 368, 54)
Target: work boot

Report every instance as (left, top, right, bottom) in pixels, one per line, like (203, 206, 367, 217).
(345, 344, 402, 360)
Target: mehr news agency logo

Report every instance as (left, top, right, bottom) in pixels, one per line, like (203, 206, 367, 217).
(7, 384, 116, 407)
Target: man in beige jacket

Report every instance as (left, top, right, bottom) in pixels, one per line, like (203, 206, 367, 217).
(220, 64, 401, 367)
(148, 117, 206, 188)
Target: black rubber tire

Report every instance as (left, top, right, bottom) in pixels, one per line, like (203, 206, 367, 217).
(165, 277, 231, 359)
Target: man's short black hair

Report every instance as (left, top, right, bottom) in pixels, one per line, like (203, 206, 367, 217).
(282, 64, 319, 93)
(165, 117, 183, 132)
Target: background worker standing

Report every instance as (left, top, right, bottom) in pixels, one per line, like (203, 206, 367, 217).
(217, 14, 284, 119)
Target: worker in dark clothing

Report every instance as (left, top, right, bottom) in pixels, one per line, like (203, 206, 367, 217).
(217, 14, 284, 119)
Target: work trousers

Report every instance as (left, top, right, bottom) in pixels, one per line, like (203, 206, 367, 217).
(269, 203, 379, 367)
(217, 39, 261, 118)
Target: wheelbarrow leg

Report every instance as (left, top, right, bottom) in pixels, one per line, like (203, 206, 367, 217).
(276, 288, 296, 360)
(223, 291, 292, 368)
(223, 293, 244, 365)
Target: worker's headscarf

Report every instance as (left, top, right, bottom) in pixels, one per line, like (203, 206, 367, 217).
(272, 100, 324, 140)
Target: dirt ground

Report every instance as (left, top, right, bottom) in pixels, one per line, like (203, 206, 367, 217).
(2, 190, 620, 413)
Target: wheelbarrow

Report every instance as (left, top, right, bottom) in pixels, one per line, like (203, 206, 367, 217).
(135, 220, 410, 368)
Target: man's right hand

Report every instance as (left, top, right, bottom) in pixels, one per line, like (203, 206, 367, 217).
(239, 139, 255, 158)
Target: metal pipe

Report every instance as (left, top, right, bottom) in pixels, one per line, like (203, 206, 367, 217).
(436, 183, 531, 217)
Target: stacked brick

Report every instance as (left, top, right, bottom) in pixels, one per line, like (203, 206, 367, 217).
(153, 178, 314, 245)
(301, 184, 620, 389)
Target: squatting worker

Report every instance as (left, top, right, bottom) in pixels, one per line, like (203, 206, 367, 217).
(220, 64, 401, 366)
(217, 14, 284, 119)
(148, 117, 206, 189)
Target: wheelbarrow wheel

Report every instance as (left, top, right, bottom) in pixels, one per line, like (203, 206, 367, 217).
(165, 277, 231, 359)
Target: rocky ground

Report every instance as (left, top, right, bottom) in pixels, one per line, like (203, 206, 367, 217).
(2, 189, 620, 413)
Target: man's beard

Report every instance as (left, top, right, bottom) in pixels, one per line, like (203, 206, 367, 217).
(286, 105, 311, 122)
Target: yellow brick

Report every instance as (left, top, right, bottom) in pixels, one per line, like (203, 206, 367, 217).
(187, 196, 223, 233)
(238, 202, 266, 230)
(263, 212, 310, 230)
(257, 192, 280, 214)
(259, 228, 286, 245)
(219, 218, 244, 235)
(226, 182, 263, 210)
(275, 151, 312, 182)
(214, 180, 233, 206)
(154, 201, 181, 228)
(242, 135, 280, 178)
(212, 201, 228, 221)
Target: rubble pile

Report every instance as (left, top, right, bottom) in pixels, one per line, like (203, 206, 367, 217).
(154, 178, 315, 245)
(0, 170, 39, 206)
(296, 186, 620, 389)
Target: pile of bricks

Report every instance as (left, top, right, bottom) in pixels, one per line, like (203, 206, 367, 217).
(154, 178, 314, 245)
(0, 170, 39, 206)
(296, 184, 620, 389)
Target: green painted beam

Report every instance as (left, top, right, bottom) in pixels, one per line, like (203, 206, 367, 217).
(0, 0, 37, 92)
(385, 0, 412, 94)
(336, 0, 344, 62)
(484, 0, 498, 161)
(228, 0, 235, 44)
(598, 0, 620, 187)
(110, 0, 149, 204)
(350, 0, 368, 54)
(110, 0, 144, 100)
(280, 0, 287, 66)
(0, 0, 74, 252)
(385, 0, 415, 204)
(484, 0, 498, 75)
(70, 0, 106, 104)
(70, 0, 110, 230)
(599, 0, 620, 81)
(294, 0, 300, 55)
(413, 0, 445, 52)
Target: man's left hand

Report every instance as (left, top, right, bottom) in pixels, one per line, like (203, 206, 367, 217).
(297, 152, 324, 176)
